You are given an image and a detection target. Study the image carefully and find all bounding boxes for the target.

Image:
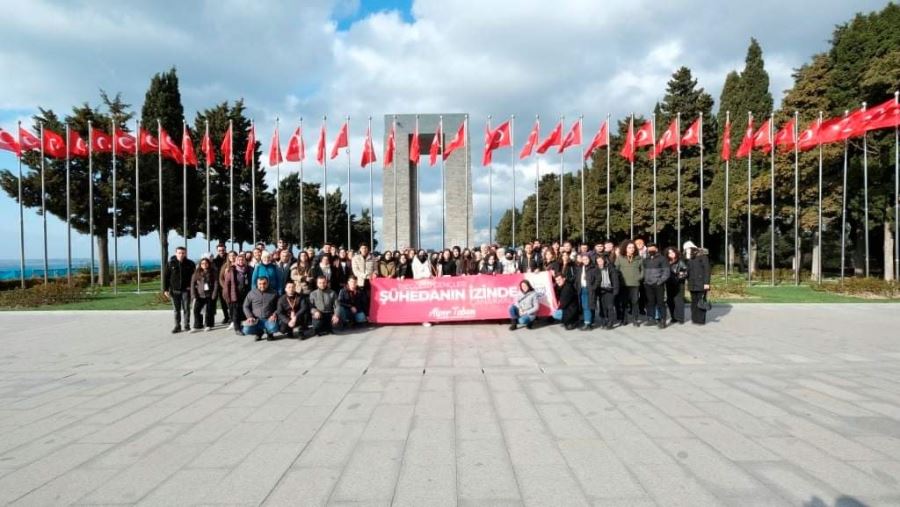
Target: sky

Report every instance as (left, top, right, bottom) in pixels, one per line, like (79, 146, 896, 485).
(0, 0, 891, 261)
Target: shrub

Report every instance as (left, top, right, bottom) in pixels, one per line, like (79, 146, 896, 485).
(812, 278, 899, 298)
(0, 282, 91, 309)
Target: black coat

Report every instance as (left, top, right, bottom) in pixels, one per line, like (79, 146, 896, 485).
(592, 264, 620, 296)
(574, 264, 599, 302)
(165, 257, 196, 292)
(643, 254, 670, 286)
(396, 262, 413, 279)
(687, 254, 711, 292)
(555, 281, 580, 324)
(310, 264, 343, 291)
(277, 293, 309, 325)
(518, 252, 541, 273)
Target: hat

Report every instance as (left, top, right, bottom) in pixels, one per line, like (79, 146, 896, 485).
(683, 240, 698, 251)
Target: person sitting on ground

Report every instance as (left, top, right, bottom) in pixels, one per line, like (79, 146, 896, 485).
(309, 275, 341, 336)
(508, 279, 540, 330)
(242, 276, 279, 341)
(337, 275, 369, 328)
(552, 272, 580, 330)
(277, 280, 309, 338)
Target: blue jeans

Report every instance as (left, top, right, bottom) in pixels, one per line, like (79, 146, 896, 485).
(242, 318, 279, 336)
(338, 306, 368, 325)
(580, 287, 592, 325)
(552, 309, 563, 321)
(508, 305, 535, 326)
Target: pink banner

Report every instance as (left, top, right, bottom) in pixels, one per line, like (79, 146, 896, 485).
(368, 272, 559, 324)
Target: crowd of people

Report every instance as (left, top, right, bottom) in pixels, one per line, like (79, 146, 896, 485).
(163, 237, 711, 340)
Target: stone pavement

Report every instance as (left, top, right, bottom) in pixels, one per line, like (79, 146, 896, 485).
(1, 305, 900, 506)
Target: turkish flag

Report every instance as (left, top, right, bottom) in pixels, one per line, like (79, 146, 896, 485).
(482, 123, 494, 166)
(68, 129, 88, 158)
(90, 128, 113, 153)
(557, 119, 582, 154)
(429, 122, 442, 166)
(220, 124, 233, 165)
(268, 126, 283, 166)
(285, 126, 305, 162)
(752, 119, 772, 153)
(584, 121, 609, 160)
(201, 128, 214, 166)
(654, 119, 679, 157)
(797, 120, 821, 152)
(620, 119, 635, 162)
(0, 128, 21, 156)
(158, 127, 183, 163)
(863, 97, 900, 131)
(681, 117, 701, 146)
(316, 125, 326, 165)
(113, 130, 136, 155)
(536, 121, 562, 154)
(815, 115, 854, 145)
(634, 120, 654, 148)
(409, 121, 420, 164)
(182, 128, 198, 166)
(489, 121, 512, 150)
(138, 128, 159, 155)
(330, 122, 348, 160)
(519, 120, 539, 160)
(774, 118, 796, 152)
(43, 129, 66, 158)
(443, 121, 465, 161)
(361, 126, 377, 167)
(735, 119, 755, 159)
(244, 125, 256, 166)
(19, 127, 41, 151)
(720, 119, 732, 162)
(384, 124, 395, 165)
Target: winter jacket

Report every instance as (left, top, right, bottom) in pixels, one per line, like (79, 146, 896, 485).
(222, 265, 252, 304)
(277, 293, 309, 325)
(574, 263, 599, 302)
(190, 268, 219, 300)
(338, 286, 369, 314)
(309, 287, 340, 314)
(164, 257, 196, 293)
(352, 254, 376, 286)
(438, 259, 457, 276)
(555, 281, 580, 325)
(514, 290, 540, 317)
(687, 252, 711, 292)
(242, 287, 278, 320)
(396, 262, 413, 279)
(310, 264, 343, 291)
(642, 253, 670, 286)
(412, 257, 432, 279)
(592, 264, 621, 296)
(479, 261, 502, 275)
(251, 262, 282, 295)
(378, 259, 397, 278)
(615, 256, 644, 287)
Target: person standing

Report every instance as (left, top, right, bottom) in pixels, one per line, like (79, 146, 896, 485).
(412, 250, 432, 279)
(396, 253, 413, 279)
(164, 246, 195, 334)
(508, 279, 539, 330)
(222, 254, 252, 335)
(277, 280, 309, 338)
(665, 246, 688, 325)
(642, 243, 669, 329)
(377, 251, 397, 278)
(352, 244, 377, 288)
(212, 243, 230, 325)
(574, 253, 598, 330)
(309, 275, 341, 336)
(615, 241, 643, 327)
(684, 241, 711, 325)
(190, 257, 219, 332)
(242, 276, 279, 341)
(592, 254, 619, 329)
(274, 248, 294, 295)
(251, 250, 282, 296)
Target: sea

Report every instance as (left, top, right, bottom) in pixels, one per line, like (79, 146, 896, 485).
(0, 259, 161, 281)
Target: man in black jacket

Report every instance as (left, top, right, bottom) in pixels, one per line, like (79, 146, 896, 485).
(212, 243, 230, 325)
(517, 243, 541, 273)
(574, 253, 598, 330)
(164, 246, 196, 334)
(684, 241, 711, 325)
(642, 243, 670, 328)
(277, 280, 309, 338)
(552, 273, 580, 330)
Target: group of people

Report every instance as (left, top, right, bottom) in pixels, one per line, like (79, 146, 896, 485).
(162, 236, 711, 340)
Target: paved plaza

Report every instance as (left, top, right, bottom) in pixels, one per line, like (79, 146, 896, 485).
(1, 305, 900, 506)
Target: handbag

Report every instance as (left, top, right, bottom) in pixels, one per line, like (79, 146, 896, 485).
(696, 294, 712, 311)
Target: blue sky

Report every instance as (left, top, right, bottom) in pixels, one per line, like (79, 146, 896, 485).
(0, 0, 891, 261)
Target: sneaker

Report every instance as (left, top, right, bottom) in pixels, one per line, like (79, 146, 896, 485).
(204, 327, 212, 332)
(190, 328, 201, 333)
(580, 324, 592, 331)
(171, 325, 181, 334)
(422, 322, 432, 327)
(255, 332, 263, 341)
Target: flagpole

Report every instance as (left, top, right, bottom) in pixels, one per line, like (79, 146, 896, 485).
(629, 114, 635, 239)
(488, 115, 493, 245)
(346, 115, 352, 250)
(676, 112, 682, 248)
(724, 111, 730, 284)
(895, 90, 899, 282)
(747, 111, 752, 284)
(135, 119, 142, 294)
(559, 114, 565, 244)
(463, 114, 469, 248)
(369, 116, 374, 252)
(817, 111, 823, 282)
(228, 119, 234, 251)
(769, 113, 775, 286)
(275, 117, 281, 244)
(17, 121, 25, 288)
(535, 115, 540, 242)
(793, 111, 799, 286)
(40, 122, 48, 284)
(840, 110, 849, 285)
(88, 121, 95, 288)
(323, 115, 328, 246)
(299, 117, 305, 250)
(112, 117, 118, 294)
(440, 115, 446, 249)
(699, 111, 705, 249)
(205, 119, 211, 253)
(65, 124, 72, 285)
(157, 119, 164, 292)
(862, 102, 870, 278)
(578, 115, 585, 244)
(652, 112, 658, 244)
(182, 119, 187, 250)
(606, 113, 611, 239)
(392, 115, 397, 250)
(251, 118, 257, 246)
(511, 114, 516, 248)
